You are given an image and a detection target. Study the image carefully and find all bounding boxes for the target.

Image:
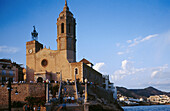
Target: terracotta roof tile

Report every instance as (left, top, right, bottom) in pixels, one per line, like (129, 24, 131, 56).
(80, 58, 93, 66)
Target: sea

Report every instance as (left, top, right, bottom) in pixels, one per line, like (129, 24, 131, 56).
(122, 105, 170, 111)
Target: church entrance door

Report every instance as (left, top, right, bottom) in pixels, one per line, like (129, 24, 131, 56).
(37, 77, 43, 83)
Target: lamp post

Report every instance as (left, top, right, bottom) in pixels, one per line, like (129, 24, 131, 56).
(45, 79, 51, 111)
(46, 79, 49, 103)
(44, 80, 46, 102)
(84, 79, 88, 103)
(44, 79, 49, 103)
(84, 78, 89, 111)
(7, 78, 12, 111)
(1, 78, 19, 111)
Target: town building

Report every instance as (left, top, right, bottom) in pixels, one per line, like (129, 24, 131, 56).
(0, 59, 24, 83)
(147, 95, 170, 104)
(103, 75, 117, 99)
(119, 96, 128, 102)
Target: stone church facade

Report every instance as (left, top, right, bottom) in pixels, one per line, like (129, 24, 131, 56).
(26, 1, 103, 85)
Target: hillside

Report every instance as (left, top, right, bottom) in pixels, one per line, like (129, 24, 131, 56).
(117, 86, 170, 100)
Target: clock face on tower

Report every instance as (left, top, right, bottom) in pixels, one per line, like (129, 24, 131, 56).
(28, 49, 33, 53)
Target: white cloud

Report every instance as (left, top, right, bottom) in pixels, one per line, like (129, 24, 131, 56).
(121, 60, 129, 70)
(129, 34, 158, 47)
(0, 46, 19, 53)
(151, 64, 168, 78)
(113, 31, 170, 91)
(151, 71, 159, 78)
(117, 52, 124, 55)
(116, 34, 158, 55)
(141, 34, 158, 42)
(111, 59, 169, 87)
(111, 60, 146, 81)
(126, 40, 132, 43)
(93, 62, 105, 72)
(117, 49, 130, 55)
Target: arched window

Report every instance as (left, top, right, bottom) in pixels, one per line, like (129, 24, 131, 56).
(61, 23, 64, 33)
(75, 68, 78, 75)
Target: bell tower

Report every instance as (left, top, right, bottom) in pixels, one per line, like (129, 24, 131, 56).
(56, 0, 76, 62)
(26, 26, 43, 82)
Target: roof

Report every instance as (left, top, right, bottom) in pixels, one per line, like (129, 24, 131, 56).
(80, 58, 93, 66)
(0, 59, 11, 64)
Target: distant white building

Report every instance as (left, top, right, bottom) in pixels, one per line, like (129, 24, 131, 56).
(103, 75, 117, 99)
(147, 95, 170, 104)
(128, 98, 140, 102)
(139, 98, 144, 102)
(119, 96, 127, 101)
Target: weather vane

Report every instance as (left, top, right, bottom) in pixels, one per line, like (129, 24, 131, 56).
(31, 25, 38, 41)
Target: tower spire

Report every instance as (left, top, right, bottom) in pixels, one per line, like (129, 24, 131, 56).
(65, 0, 67, 6)
(57, 0, 76, 62)
(63, 0, 69, 11)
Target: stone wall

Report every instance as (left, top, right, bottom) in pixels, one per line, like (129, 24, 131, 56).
(0, 83, 45, 108)
(83, 63, 103, 86)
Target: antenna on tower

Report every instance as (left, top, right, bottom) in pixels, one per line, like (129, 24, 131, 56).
(65, 0, 67, 6)
(31, 26, 38, 41)
(63, 0, 69, 11)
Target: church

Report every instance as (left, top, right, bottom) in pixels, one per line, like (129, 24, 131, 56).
(26, 0, 103, 85)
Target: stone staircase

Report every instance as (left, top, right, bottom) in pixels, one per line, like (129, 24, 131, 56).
(63, 85, 76, 97)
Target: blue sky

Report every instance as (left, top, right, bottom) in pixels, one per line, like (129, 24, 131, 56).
(0, 0, 170, 91)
